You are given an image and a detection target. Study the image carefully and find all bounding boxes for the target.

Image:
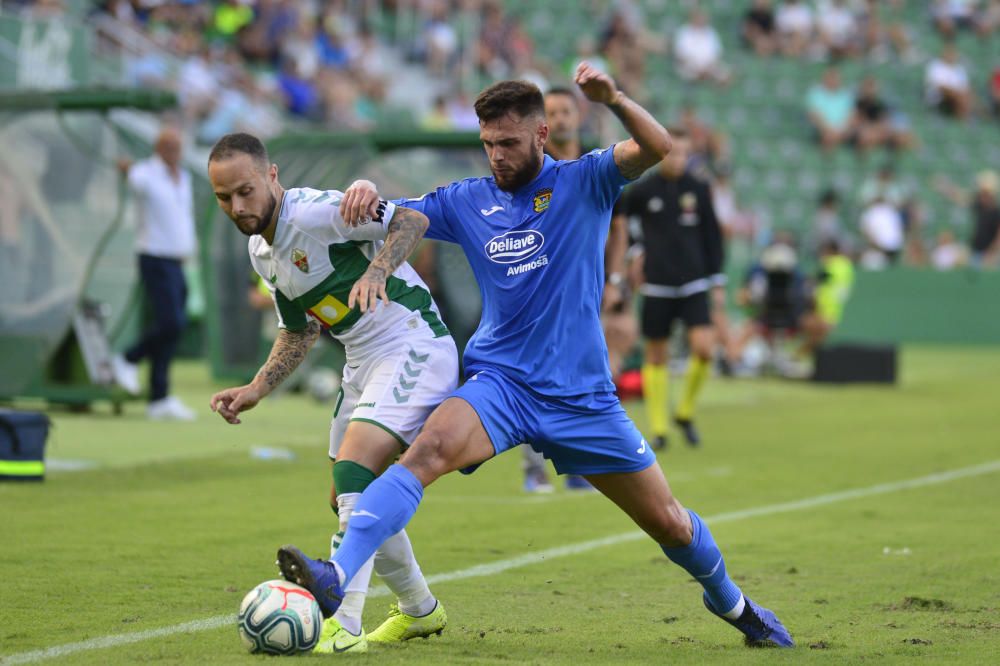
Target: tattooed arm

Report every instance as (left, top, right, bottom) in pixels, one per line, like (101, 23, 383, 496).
(209, 320, 321, 424)
(253, 321, 322, 393)
(349, 206, 430, 313)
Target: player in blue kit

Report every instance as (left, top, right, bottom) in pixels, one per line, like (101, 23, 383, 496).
(276, 62, 793, 648)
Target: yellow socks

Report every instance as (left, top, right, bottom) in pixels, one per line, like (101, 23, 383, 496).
(642, 363, 669, 437)
(676, 356, 710, 421)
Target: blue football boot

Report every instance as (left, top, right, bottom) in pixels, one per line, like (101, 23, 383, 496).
(276, 545, 345, 619)
(704, 594, 794, 647)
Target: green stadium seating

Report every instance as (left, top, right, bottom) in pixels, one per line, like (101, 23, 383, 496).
(506, 0, 994, 255)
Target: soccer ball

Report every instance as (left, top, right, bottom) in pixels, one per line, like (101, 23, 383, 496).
(237, 579, 322, 655)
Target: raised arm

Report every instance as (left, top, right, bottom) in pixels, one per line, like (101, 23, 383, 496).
(574, 61, 672, 179)
(349, 206, 430, 313)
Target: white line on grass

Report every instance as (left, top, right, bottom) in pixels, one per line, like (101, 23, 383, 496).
(5, 458, 999, 665)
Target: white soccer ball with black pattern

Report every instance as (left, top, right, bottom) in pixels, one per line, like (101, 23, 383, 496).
(237, 579, 322, 655)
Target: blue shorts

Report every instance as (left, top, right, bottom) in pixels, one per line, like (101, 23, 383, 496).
(452, 368, 657, 476)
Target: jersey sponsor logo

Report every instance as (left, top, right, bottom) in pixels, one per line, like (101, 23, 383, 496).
(485, 230, 545, 264)
(292, 248, 310, 273)
(506, 254, 548, 276)
(307, 294, 351, 328)
(532, 187, 552, 213)
(647, 196, 664, 213)
(480, 205, 503, 216)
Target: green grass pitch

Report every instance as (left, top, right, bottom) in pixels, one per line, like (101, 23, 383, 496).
(2, 345, 999, 664)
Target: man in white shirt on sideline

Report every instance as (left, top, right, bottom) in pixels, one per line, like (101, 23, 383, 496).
(112, 126, 198, 420)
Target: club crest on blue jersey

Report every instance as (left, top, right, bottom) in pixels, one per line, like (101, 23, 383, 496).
(532, 188, 552, 213)
(484, 230, 545, 264)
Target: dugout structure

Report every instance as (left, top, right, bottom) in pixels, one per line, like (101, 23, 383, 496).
(0, 88, 181, 408)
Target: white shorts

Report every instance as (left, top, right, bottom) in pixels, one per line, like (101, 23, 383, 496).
(328, 334, 459, 459)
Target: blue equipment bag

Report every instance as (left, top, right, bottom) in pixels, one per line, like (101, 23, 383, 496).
(0, 409, 50, 481)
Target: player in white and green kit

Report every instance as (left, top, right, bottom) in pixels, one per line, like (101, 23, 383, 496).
(207, 133, 454, 654)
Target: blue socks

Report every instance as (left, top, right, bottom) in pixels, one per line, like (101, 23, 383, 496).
(332, 474, 743, 617)
(331, 464, 424, 584)
(661, 510, 744, 616)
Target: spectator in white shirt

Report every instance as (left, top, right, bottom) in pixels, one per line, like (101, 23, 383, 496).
(860, 196, 904, 265)
(112, 127, 197, 421)
(816, 0, 859, 59)
(925, 43, 975, 119)
(177, 40, 218, 124)
(931, 0, 980, 38)
(776, 0, 814, 57)
(674, 8, 731, 85)
(930, 230, 968, 269)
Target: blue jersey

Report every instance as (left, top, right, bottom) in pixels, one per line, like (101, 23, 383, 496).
(395, 147, 629, 397)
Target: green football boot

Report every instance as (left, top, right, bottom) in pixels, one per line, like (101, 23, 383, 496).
(313, 617, 368, 654)
(367, 601, 447, 643)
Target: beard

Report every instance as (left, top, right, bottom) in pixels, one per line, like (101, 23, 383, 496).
(234, 191, 278, 237)
(492, 150, 543, 192)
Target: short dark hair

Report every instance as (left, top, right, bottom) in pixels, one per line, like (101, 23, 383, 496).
(665, 125, 688, 139)
(474, 80, 545, 122)
(208, 132, 269, 169)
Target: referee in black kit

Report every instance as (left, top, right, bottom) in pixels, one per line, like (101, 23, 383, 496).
(624, 127, 724, 451)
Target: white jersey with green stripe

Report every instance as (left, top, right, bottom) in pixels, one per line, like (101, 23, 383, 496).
(248, 187, 448, 361)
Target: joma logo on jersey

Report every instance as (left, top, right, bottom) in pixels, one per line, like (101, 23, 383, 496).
(484, 230, 545, 264)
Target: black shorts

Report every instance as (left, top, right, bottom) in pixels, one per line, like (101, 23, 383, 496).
(641, 291, 711, 339)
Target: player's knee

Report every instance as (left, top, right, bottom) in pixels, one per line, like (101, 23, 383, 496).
(651, 500, 694, 548)
(404, 427, 454, 481)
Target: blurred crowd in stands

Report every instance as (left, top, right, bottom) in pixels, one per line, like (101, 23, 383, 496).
(4, 0, 998, 275)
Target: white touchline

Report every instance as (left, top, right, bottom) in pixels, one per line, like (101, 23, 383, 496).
(4, 459, 1000, 665)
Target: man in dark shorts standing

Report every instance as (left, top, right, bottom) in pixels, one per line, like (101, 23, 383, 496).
(626, 127, 724, 450)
